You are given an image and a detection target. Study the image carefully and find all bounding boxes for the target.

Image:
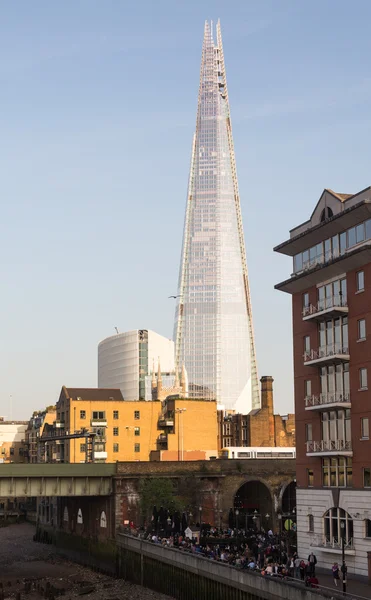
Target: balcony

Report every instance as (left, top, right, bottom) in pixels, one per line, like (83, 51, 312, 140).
(157, 434, 168, 450)
(94, 451, 107, 460)
(304, 344, 349, 367)
(158, 418, 174, 428)
(275, 241, 371, 294)
(305, 392, 351, 411)
(303, 295, 348, 321)
(91, 419, 107, 427)
(310, 536, 355, 555)
(306, 440, 352, 457)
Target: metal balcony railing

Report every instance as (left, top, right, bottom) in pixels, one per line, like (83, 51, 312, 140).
(304, 344, 349, 363)
(310, 536, 354, 550)
(302, 295, 348, 318)
(305, 392, 351, 408)
(306, 440, 352, 453)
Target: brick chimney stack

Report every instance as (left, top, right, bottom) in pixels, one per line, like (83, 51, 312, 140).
(260, 376, 274, 412)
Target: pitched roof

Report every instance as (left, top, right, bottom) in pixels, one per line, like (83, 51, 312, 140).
(62, 387, 124, 402)
(325, 189, 353, 202)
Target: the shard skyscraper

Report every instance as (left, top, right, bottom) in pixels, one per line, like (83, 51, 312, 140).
(174, 21, 260, 413)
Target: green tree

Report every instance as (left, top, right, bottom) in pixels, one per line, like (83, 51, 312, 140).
(139, 478, 184, 521)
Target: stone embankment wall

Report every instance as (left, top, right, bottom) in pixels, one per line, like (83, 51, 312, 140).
(117, 534, 332, 600)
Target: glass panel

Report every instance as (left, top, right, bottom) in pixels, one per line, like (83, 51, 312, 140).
(335, 364, 342, 393)
(364, 468, 371, 487)
(334, 318, 341, 345)
(332, 235, 339, 257)
(319, 322, 326, 348)
(340, 232, 347, 254)
(333, 279, 340, 299)
(324, 239, 331, 261)
(356, 223, 365, 243)
(366, 219, 371, 240)
(294, 253, 303, 272)
(342, 318, 348, 350)
(340, 278, 347, 303)
(348, 227, 356, 247)
(318, 286, 325, 310)
(320, 367, 327, 394)
(323, 465, 329, 487)
(328, 365, 335, 392)
(330, 463, 337, 486)
(357, 271, 365, 291)
(326, 320, 333, 346)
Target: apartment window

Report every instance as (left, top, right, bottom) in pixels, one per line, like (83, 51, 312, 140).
(359, 368, 368, 390)
(304, 336, 310, 355)
(305, 423, 313, 442)
(322, 457, 352, 487)
(361, 418, 369, 440)
(80, 444, 86, 453)
(1, 448, 5, 455)
(303, 292, 309, 310)
(365, 519, 371, 538)
(134, 411, 140, 420)
(113, 427, 119, 436)
(80, 410, 86, 419)
(113, 410, 119, 420)
(357, 270, 365, 292)
(308, 514, 314, 532)
(304, 380, 312, 397)
(92, 411, 105, 420)
(324, 508, 353, 546)
(358, 319, 366, 341)
(321, 409, 351, 443)
(10, 448, 14, 456)
(113, 443, 119, 453)
(363, 467, 371, 487)
(134, 443, 140, 453)
(320, 363, 349, 396)
(134, 427, 140, 436)
(307, 469, 314, 487)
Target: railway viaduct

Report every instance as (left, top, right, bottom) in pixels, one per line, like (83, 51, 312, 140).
(0, 459, 296, 539)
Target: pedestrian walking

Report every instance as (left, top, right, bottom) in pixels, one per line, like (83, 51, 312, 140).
(332, 562, 340, 586)
(307, 551, 317, 575)
(294, 556, 301, 578)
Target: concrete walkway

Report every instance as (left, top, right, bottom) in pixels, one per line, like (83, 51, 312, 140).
(303, 571, 371, 599)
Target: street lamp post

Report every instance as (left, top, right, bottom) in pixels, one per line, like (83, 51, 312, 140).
(277, 513, 282, 563)
(175, 408, 186, 461)
(198, 506, 202, 527)
(340, 521, 347, 595)
(235, 508, 239, 533)
(218, 509, 223, 530)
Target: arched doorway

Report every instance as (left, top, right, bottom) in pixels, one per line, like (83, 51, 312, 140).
(234, 480, 273, 531)
(281, 481, 296, 514)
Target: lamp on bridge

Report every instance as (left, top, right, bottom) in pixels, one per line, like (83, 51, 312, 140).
(340, 520, 347, 595)
(198, 506, 202, 526)
(218, 509, 223, 530)
(235, 508, 239, 532)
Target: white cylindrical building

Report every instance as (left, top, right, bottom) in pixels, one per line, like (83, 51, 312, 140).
(98, 329, 175, 400)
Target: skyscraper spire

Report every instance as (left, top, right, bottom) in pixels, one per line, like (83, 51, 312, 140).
(174, 20, 259, 412)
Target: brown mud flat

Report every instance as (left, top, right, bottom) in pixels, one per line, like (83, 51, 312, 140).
(0, 523, 172, 599)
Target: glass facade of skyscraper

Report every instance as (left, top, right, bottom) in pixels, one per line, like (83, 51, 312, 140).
(174, 21, 259, 412)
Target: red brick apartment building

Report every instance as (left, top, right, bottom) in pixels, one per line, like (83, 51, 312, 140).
(275, 187, 371, 577)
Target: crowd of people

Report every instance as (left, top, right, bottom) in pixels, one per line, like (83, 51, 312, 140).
(127, 507, 323, 590)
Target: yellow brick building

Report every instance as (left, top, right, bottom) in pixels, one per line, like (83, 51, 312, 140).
(51, 387, 218, 463)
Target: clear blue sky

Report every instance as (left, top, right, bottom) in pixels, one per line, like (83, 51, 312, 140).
(1, 1, 371, 419)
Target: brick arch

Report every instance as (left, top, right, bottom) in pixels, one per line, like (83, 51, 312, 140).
(221, 475, 275, 513)
(278, 478, 296, 512)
